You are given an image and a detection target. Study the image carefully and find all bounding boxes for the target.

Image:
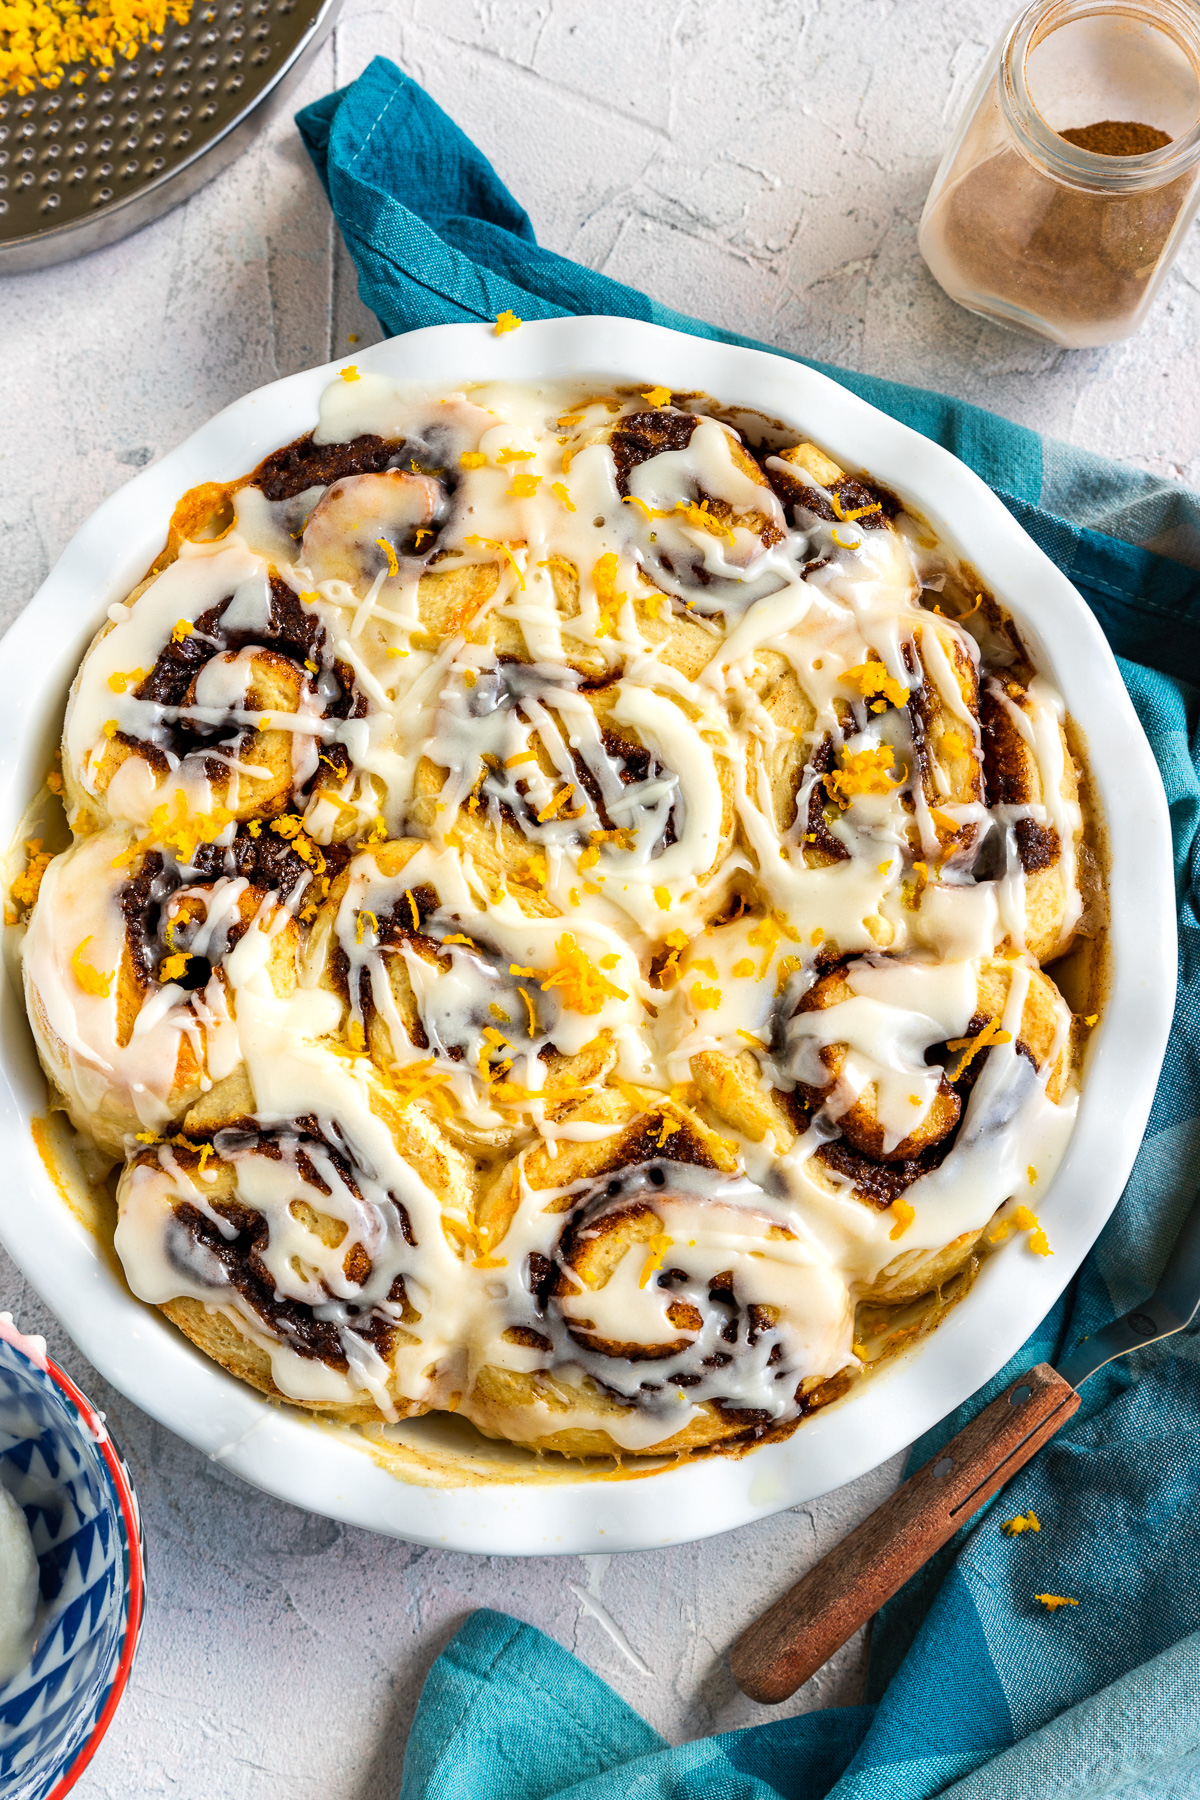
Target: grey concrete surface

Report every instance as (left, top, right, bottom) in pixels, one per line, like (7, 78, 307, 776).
(3, 1, 1196, 1792)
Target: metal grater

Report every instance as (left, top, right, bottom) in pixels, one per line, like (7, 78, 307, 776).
(0, 0, 338, 275)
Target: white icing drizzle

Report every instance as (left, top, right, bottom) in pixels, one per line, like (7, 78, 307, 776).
(21, 374, 1091, 1452)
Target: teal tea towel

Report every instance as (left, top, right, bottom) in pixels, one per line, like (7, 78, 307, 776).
(297, 60, 1200, 1800)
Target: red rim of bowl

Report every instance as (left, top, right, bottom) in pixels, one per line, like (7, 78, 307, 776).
(3, 1336, 146, 1800)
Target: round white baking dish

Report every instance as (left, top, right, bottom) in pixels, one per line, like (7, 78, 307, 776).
(0, 317, 1175, 1553)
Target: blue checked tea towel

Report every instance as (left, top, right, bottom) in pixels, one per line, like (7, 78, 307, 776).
(297, 60, 1200, 1800)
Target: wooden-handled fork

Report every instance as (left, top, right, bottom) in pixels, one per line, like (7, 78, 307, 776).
(730, 1185, 1200, 1705)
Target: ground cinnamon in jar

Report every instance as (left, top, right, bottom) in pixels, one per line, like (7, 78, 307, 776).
(928, 121, 1189, 340)
(1058, 120, 1172, 155)
(919, 0, 1200, 346)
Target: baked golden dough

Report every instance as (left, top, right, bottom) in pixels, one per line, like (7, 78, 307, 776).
(15, 375, 1099, 1458)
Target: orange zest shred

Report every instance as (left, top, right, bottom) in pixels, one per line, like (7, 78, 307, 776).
(830, 490, 882, 524)
(639, 1232, 673, 1288)
(341, 365, 360, 382)
(539, 934, 627, 1015)
(774, 954, 803, 995)
(690, 982, 721, 1011)
(824, 745, 904, 805)
(536, 785, 574, 823)
(158, 951, 190, 983)
(463, 534, 526, 591)
(1002, 1511, 1041, 1536)
(110, 793, 234, 869)
(990, 1205, 1052, 1256)
(494, 310, 522, 335)
(642, 387, 672, 408)
(507, 473, 541, 499)
(388, 1059, 455, 1115)
(841, 662, 910, 708)
(460, 450, 488, 469)
(11, 839, 52, 912)
(947, 1014, 1012, 1072)
(591, 552, 626, 636)
(376, 538, 400, 578)
(71, 936, 111, 998)
(675, 499, 735, 543)
(889, 1200, 915, 1240)
(1035, 1594, 1078, 1612)
(1, 0, 191, 95)
(550, 481, 575, 512)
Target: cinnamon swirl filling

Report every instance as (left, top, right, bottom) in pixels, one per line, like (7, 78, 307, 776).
(17, 371, 1100, 1458)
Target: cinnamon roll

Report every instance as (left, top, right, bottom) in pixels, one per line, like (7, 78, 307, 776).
(22, 822, 308, 1156)
(15, 370, 1101, 1459)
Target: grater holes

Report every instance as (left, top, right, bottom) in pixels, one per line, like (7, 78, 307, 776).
(4, 0, 324, 242)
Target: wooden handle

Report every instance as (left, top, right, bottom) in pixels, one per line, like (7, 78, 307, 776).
(730, 1362, 1079, 1704)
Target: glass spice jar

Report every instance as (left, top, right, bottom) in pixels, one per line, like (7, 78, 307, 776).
(918, 0, 1200, 347)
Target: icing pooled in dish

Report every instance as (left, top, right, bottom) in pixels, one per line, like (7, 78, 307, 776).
(17, 375, 1096, 1458)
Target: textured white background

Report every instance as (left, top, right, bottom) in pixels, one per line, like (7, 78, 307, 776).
(3, 1, 1198, 1793)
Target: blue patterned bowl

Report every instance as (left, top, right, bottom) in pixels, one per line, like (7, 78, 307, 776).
(0, 1319, 144, 1800)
